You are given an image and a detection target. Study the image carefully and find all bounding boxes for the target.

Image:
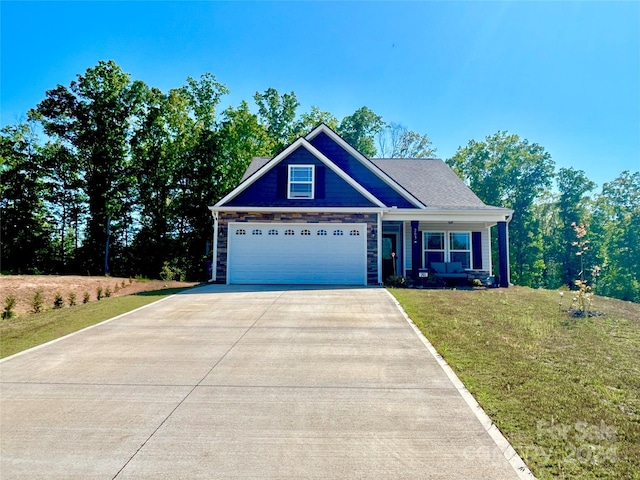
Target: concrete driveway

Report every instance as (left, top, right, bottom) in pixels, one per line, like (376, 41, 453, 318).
(1, 285, 529, 479)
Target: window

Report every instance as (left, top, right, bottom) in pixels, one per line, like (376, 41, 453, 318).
(268, 229, 279, 236)
(349, 230, 360, 236)
(317, 229, 327, 236)
(423, 231, 472, 269)
(252, 229, 262, 235)
(284, 229, 295, 236)
(235, 229, 246, 235)
(449, 232, 471, 269)
(288, 165, 314, 199)
(333, 229, 344, 236)
(423, 232, 444, 265)
(301, 229, 311, 236)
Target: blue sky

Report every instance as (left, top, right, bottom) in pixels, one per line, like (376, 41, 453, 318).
(2, 1, 639, 188)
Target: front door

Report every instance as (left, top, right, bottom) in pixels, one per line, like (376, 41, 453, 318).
(382, 234, 398, 281)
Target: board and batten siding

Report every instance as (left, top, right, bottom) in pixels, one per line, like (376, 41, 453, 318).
(403, 222, 492, 275)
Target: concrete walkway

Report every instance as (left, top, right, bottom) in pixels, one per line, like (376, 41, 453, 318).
(1, 285, 530, 479)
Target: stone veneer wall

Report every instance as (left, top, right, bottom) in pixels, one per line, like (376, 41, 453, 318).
(216, 212, 379, 285)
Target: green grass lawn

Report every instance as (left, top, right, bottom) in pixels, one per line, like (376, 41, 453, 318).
(0, 287, 189, 359)
(390, 286, 640, 479)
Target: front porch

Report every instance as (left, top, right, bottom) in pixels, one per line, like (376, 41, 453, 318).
(381, 217, 511, 288)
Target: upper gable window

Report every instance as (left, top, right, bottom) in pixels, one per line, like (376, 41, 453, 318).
(288, 165, 314, 199)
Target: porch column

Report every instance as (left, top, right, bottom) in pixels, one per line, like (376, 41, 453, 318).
(411, 220, 420, 282)
(377, 212, 383, 284)
(497, 221, 509, 288)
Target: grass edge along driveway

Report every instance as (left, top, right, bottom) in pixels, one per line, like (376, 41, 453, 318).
(0, 287, 191, 359)
(389, 286, 640, 480)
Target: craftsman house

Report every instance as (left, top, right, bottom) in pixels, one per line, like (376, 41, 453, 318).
(209, 124, 512, 286)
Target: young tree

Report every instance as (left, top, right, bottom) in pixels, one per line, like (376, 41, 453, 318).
(447, 131, 555, 286)
(556, 167, 596, 287)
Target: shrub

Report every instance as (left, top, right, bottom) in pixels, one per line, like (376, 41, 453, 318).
(2, 295, 16, 320)
(82, 292, 90, 304)
(385, 275, 407, 288)
(121, 280, 126, 288)
(96, 286, 103, 301)
(68, 292, 77, 307)
(32, 290, 44, 313)
(114, 282, 120, 293)
(104, 287, 112, 298)
(129, 277, 133, 284)
(53, 292, 64, 309)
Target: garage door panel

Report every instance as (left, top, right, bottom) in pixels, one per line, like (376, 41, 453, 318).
(228, 223, 366, 285)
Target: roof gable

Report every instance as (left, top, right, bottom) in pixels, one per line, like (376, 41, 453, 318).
(215, 138, 384, 208)
(306, 125, 424, 208)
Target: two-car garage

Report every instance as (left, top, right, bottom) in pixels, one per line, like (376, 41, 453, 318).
(226, 223, 367, 285)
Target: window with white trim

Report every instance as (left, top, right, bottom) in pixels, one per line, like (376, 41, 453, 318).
(423, 232, 444, 265)
(268, 229, 279, 236)
(235, 229, 246, 235)
(349, 229, 360, 236)
(449, 232, 471, 269)
(284, 229, 295, 236)
(252, 229, 262, 235)
(301, 229, 311, 236)
(317, 229, 327, 236)
(423, 231, 472, 269)
(333, 229, 344, 236)
(288, 165, 314, 199)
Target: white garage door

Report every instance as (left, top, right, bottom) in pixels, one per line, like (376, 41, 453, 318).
(227, 222, 367, 285)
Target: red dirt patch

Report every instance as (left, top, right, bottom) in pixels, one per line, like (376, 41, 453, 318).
(0, 275, 198, 316)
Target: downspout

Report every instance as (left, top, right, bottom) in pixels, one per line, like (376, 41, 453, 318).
(210, 210, 218, 282)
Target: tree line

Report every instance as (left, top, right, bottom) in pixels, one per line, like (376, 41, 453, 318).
(1, 60, 638, 302)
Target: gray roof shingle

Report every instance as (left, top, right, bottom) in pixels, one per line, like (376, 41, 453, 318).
(371, 158, 497, 209)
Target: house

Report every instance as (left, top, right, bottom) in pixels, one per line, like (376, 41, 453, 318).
(208, 124, 513, 287)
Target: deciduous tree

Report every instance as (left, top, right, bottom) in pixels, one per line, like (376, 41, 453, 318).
(338, 106, 383, 157)
(447, 131, 555, 286)
(376, 122, 436, 158)
(34, 60, 145, 275)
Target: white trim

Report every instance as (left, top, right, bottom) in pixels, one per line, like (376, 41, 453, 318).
(305, 124, 425, 208)
(214, 137, 386, 208)
(287, 164, 315, 199)
(377, 212, 383, 284)
(382, 208, 513, 224)
(211, 211, 218, 282)
(210, 206, 386, 214)
(422, 230, 473, 270)
(209, 206, 513, 223)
